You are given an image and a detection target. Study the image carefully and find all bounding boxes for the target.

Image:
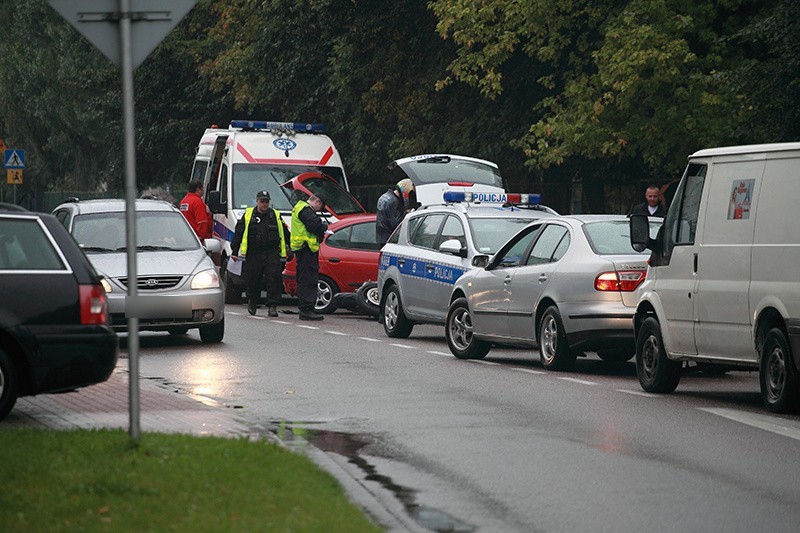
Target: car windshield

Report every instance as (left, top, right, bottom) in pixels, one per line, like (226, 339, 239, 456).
(468, 217, 538, 254)
(583, 220, 662, 255)
(400, 156, 503, 188)
(231, 164, 346, 210)
(72, 211, 200, 252)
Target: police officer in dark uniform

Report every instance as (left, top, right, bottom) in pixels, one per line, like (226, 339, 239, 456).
(290, 193, 329, 321)
(230, 190, 290, 317)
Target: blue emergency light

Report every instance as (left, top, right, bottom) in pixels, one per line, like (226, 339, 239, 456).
(442, 191, 541, 205)
(230, 120, 326, 133)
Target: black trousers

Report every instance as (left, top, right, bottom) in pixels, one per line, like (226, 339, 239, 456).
(242, 250, 283, 306)
(295, 247, 319, 313)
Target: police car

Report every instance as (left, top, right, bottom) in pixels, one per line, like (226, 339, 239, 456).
(377, 192, 558, 338)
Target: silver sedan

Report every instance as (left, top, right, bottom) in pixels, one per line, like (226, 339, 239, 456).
(446, 215, 661, 370)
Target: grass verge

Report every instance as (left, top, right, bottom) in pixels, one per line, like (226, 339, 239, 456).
(0, 428, 381, 532)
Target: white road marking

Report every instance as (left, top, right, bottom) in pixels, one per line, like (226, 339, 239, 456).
(699, 408, 800, 442)
(558, 377, 597, 385)
(247, 316, 266, 320)
(427, 350, 451, 356)
(325, 330, 349, 336)
(469, 360, 499, 366)
(390, 343, 414, 349)
(227, 312, 243, 316)
(358, 337, 382, 342)
(297, 325, 320, 330)
(616, 388, 660, 397)
(272, 320, 290, 324)
(512, 368, 545, 375)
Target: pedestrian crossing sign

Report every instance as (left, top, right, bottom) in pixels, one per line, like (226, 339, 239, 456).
(7, 169, 23, 185)
(4, 149, 25, 169)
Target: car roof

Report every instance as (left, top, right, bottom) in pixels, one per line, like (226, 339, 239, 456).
(410, 202, 559, 219)
(390, 153, 499, 168)
(53, 198, 179, 215)
(547, 214, 635, 224)
(329, 213, 376, 229)
(0, 202, 28, 212)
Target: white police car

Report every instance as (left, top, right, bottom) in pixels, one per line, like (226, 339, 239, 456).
(377, 192, 558, 338)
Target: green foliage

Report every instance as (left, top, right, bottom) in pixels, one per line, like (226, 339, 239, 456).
(0, 428, 380, 531)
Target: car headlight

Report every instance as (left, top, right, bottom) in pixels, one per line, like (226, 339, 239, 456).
(191, 269, 220, 290)
(100, 276, 113, 294)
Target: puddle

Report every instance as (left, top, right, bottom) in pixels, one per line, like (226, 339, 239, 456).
(268, 421, 474, 533)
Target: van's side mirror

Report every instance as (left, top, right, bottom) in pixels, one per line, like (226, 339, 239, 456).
(630, 214, 652, 252)
(472, 254, 490, 268)
(439, 239, 467, 258)
(208, 190, 226, 214)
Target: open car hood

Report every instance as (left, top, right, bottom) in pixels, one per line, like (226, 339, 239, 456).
(281, 171, 366, 218)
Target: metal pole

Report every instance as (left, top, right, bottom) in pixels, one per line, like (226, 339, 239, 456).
(119, 0, 140, 443)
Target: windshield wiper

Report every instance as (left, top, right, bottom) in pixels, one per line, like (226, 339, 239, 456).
(80, 246, 120, 253)
(136, 245, 185, 252)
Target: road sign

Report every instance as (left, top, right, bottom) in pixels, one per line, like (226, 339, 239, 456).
(4, 150, 25, 169)
(7, 169, 23, 185)
(47, 1, 196, 68)
(0, 139, 7, 155)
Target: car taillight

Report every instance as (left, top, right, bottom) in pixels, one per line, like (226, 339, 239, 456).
(594, 270, 646, 292)
(447, 181, 474, 187)
(80, 284, 108, 325)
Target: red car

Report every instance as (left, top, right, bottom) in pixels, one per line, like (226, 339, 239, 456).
(283, 213, 380, 313)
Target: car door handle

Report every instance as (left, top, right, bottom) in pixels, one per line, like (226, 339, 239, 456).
(538, 274, 547, 283)
(426, 264, 435, 271)
(328, 257, 341, 263)
(503, 276, 512, 284)
(397, 259, 405, 267)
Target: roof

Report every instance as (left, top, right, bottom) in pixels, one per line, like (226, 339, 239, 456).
(414, 202, 558, 218)
(390, 154, 498, 168)
(690, 142, 800, 159)
(54, 199, 178, 215)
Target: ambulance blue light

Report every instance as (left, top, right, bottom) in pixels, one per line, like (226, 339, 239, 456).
(230, 120, 326, 133)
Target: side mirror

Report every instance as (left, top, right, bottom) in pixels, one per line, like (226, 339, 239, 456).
(629, 214, 651, 252)
(208, 190, 226, 214)
(471, 254, 490, 268)
(203, 238, 222, 254)
(439, 239, 467, 257)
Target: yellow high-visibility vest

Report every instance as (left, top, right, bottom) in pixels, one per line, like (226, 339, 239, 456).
(290, 201, 320, 252)
(240, 207, 287, 257)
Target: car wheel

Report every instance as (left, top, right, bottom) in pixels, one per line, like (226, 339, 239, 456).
(538, 306, 577, 371)
(168, 327, 189, 336)
(383, 285, 413, 338)
(200, 316, 225, 344)
(760, 327, 800, 413)
(355, 282, 380, 317)
(0, 347, 19, 421)
(222, 258, 244, 304)
(636, 317, 680, 393)
(315, 275, 338, 314)
(446, 298, 490, 359)
(596, 349, 634, 363)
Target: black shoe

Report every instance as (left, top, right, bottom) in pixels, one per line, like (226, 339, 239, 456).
(247, 303, 257, 316)
(268, 306, 278, 317)
(299, 311, 324, 321)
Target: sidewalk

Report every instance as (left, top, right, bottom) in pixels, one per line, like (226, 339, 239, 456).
(2, 366, 250, 436)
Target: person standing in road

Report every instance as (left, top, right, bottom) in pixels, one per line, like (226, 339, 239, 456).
(291, 193, 329, 321)
(376, 178, 415, 246)
(179, 180, 214, 240)
(230, 190, 290, 317)
(629, 184, 667, 217)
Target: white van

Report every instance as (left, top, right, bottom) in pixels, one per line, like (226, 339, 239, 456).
(629, 142, 800, 412)
(190, 120, 365, 302)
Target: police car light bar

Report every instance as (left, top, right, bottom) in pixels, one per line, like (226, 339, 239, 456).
(229, 120, 326, 133)
(443, 191, 541, 205)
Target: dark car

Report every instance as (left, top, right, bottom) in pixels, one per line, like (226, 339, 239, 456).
(0, 207, 118, 421)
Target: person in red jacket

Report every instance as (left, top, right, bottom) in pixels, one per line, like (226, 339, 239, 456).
(179, 180, 213, 240)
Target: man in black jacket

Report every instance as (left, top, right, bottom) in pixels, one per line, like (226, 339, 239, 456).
(230, 190, 291, 317)
(630, 184, 667, 217)
(376, 178, 415, 246)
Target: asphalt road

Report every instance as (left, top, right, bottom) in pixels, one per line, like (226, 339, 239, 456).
(128, 305, 800, 532)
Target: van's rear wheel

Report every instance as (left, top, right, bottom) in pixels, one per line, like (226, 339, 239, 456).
(760, 328, 800, 413)
(636, 317, 680, 393)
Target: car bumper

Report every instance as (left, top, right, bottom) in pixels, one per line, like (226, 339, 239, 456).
(107, 288, 224, 331)
(22, 324, 118, 395)
(561, 301, 636, 352)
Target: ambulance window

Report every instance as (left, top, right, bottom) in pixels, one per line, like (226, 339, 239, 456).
(219, 164, 228, 201)
(190, 161, 207, 183)
(662, 163, 706, 260)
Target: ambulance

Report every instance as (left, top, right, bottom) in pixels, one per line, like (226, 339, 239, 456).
(190, 120, 365, 302)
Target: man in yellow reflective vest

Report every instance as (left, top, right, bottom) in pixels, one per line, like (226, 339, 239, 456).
(291, 193, 329, 321)
(230, 190, 290, 316)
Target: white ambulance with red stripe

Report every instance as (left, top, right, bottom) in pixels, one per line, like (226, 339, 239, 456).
(190, 120, 364, 303)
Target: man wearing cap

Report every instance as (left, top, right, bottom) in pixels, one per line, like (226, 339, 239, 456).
(290, 193, 329, 321)
(376, 178, 415, 246)
(230, 190, 290, 316)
